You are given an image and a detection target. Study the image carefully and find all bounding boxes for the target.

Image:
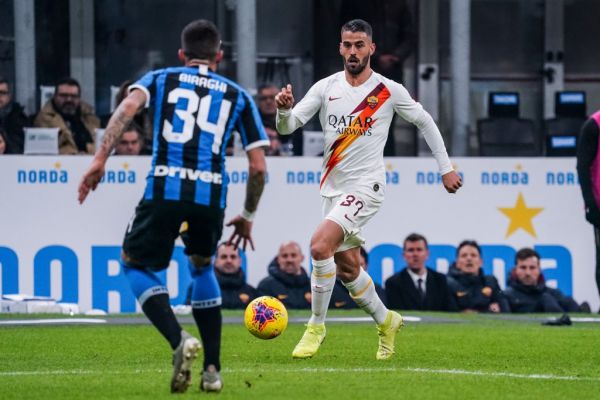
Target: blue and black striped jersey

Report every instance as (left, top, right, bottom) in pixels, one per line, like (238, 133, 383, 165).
(130, 65, 269, 209)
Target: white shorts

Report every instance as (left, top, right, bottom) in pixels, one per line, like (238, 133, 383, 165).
(322, 188, 383, 253)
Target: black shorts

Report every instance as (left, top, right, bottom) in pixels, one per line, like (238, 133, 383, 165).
(122, 199, 224, 271)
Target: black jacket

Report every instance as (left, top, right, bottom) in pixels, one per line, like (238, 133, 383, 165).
(257, 261, 311, 309)
(385, 267, 458, 311)
(576, 115, 600, 226)
(215, 269, 259, 309)
(504, 276, 579, 313)
(446, 264, 510, 312)
(0, 102, 29, 154)
(329, 278, 386, 309)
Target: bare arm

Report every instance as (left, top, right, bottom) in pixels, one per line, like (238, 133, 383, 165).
(78, 89, 146, 203)
(226, 147, 267, 250)
(244, 147, 267, 212)
(97, 89, 147, 161)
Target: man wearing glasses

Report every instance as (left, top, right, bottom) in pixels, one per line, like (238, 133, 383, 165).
(34, 77, 100, 154)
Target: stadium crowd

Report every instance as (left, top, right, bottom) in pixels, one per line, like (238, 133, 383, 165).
(0, 75, 300, 157)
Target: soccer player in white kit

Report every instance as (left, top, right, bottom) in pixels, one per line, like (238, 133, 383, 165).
(275, 19, 462, 360)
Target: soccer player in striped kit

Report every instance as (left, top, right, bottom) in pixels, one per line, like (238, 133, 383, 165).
(276, 19, 462, 360)
(79, 19, 269, 393)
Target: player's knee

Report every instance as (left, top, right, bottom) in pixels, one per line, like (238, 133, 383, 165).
(310, 241, 334, 261)
(189, 254, 212, 271)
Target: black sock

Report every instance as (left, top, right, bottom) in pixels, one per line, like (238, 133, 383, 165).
(192, 306, 222, 371)
(141, 293, 182, 350)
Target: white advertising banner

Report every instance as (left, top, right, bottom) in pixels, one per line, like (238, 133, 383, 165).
(0, 156, 596, 312)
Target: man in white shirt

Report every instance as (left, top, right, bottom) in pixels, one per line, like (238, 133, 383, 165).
(275, 19, 462, 360)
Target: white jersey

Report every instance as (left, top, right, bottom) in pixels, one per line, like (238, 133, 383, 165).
(277, 71, 453, 197)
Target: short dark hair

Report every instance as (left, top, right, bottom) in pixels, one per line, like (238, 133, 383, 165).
(55, 77, 81, 91)
(257, 83, 278, 93)
(216, 241, 240, 256)
(341, 19, 373, 38)
(403, 233, 428, 250)
(181, 19, 221, 61)
(123, 122, 143, 139)
(457, 240, 481, 256)
(515, 247, 540, 264)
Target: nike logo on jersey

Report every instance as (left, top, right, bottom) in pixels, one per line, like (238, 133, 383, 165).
(328, 96, 342, 101)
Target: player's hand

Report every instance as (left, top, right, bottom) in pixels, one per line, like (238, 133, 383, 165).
(442, 170, 462, 193)
(488, 302, 501, 313)
(78, 158, 106, 204)
(226, 215, 255, 251)
(275, 84, 294, 110)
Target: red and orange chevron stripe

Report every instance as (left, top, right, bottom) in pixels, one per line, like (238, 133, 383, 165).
(320, 83, 391, 188)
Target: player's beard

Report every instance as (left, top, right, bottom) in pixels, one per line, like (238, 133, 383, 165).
(344, 55, 369, 76)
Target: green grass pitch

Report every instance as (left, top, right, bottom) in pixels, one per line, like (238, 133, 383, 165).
(1, 311, 599, 399)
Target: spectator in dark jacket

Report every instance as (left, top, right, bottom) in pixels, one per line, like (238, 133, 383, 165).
(258, 241, 311, 309)
(385, 233, 457, 311)
(504, 248, 589, 313)
(447, 240, 510, 313)
(0, 77, 30, 154)
(213, 243, 259, 309)
(330, 246, 385, 309)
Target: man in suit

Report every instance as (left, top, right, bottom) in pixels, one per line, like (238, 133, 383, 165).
(385, 233, 457, 311)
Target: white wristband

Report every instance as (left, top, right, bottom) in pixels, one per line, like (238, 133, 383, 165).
(241, 208, 255, 222)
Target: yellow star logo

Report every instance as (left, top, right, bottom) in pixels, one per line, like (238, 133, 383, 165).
(122, 162, 129, 170)
(54, 162, 61, 169)
(498, 192, 543, 238)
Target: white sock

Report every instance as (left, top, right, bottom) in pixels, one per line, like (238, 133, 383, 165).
(308, 257, 336, 325)
(343, 268, 388, 325)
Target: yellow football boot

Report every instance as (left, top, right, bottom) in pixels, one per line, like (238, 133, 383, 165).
(376, 311, 403, 360)
(292, 323, 326, 359)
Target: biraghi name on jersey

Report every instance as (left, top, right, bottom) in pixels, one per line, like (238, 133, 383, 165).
(328, 114, 375, 136)
(179, 73, 228, 93)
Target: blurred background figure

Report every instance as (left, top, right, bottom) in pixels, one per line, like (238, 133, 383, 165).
(34, 77, 100, 155)
(385, 233, 457, 311)
(0, 76, 29, 154)
(112, 80, 154, 155)
(504, 248, 590, 313)
(114, 122, 144, 156)
(447, 240, 509, 313)
(258, 241, 311, 309)
(576, 109, 600, 310)
(258, 83, 302, 156)
(213, 243, 259, 309)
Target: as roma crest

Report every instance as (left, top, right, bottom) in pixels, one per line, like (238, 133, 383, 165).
(367, 96, 379, 109)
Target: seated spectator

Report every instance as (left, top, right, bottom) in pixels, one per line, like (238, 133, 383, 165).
(213, 242, 259, 309)
(0, 128, 7, 154)
(330, 246, 385, 309)
(0, 76, 29, 154)
(258, 241, 311, 309)
(447, 240, 510, 313)
(112, 80, 154, 155)
(114, 123, 144, 155)
(34, 77, 100, 154)
(504, 248, 590, 313)
(258, 83, 302, 155)
(265, 126, 282, 156)
(385, 233, 457, 311)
